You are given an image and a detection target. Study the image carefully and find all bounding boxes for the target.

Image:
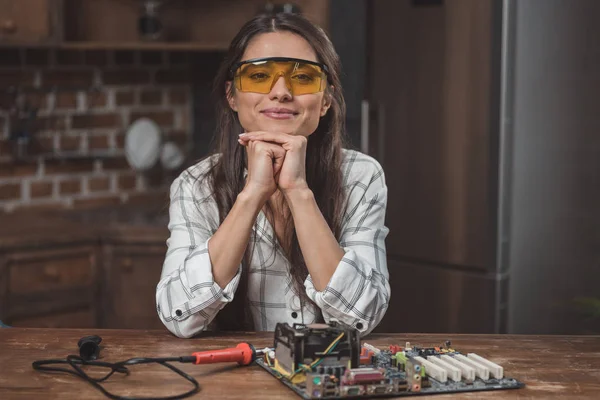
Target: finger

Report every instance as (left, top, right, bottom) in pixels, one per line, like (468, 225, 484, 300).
(238, 135, 275, 146)
(250, 139, 281, 151)
(240, 132, 295, 145)
(268, 141, 286, 158)
(252, 140, 285, 174)
(250, 140, 285, 162)
(238, 134, 251, 143)
(245, 139, 285, 155)
(271, 147, 286, 176)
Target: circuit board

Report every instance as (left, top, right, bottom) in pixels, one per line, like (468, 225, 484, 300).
(256, 322, 524, 399)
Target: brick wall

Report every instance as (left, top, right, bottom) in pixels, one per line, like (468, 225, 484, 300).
(0, 49, 199, 213)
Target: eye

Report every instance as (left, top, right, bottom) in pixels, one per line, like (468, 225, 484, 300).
(292, 73, 315, 83)
(249, 72, 270, 81)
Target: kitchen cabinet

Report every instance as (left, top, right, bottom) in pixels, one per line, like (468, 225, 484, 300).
(0, 246, 100, 328)
(0, 0, 62, 45)
(102, 244, 165, 329)
(10, 309, 95, 328)
(0, 0, 329, 50)
(62, 0, 328, 50)
(0, 209, 169, 330)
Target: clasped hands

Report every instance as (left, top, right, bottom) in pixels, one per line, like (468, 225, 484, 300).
(238, 132, 309, 202)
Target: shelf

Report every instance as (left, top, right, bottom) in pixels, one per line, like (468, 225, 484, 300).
(0, 41, 228, 51)
(59, 41, 229, 52)
(3, 152, 124, 166)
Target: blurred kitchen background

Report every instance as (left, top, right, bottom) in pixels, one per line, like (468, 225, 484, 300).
(0, 0, 598, 335)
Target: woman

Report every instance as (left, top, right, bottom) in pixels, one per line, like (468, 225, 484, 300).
(156, 12, 390, 338)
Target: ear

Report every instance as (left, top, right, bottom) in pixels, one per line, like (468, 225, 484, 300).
(320, 87, 333, 117)
(225, 81, 238, 112)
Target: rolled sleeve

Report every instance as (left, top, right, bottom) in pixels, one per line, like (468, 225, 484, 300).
(305, 156, 390, 336)
(156, 167, 241, 338)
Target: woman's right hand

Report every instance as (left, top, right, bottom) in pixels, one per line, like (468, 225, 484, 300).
(240, 136, 286, 202)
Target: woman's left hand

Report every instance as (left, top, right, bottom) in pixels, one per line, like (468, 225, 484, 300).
(239, 132, 308, 193)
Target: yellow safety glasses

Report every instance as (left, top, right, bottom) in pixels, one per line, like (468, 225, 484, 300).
(231, 57, 328, 95)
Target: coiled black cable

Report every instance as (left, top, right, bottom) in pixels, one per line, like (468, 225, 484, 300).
(32, 354, 200, 400)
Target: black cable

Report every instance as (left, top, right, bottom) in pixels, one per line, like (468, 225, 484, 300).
(32, 355, 200, 400)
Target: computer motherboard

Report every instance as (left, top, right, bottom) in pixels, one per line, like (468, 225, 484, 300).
(255, 322, 524, 399)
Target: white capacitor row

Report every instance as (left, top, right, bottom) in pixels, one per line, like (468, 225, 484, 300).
(413, 353, 504, 383)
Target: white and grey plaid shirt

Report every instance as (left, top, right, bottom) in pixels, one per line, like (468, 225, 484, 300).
(156, 149, 390, 338)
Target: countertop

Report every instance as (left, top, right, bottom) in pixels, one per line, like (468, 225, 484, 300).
(0, 204, 170, 250)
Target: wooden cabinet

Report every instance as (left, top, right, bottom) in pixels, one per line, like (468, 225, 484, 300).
(11, 309, 95, 328)
(62, 0, 328, 50)
(0, 241, 167, 330)
(0, 246, 99, 328)
(0, 0, 330, 50)
(102, 244, 165, 329)
(0, 0, 328, 50)
(0, 211, 169, 331)
(0, 0, 62, 45)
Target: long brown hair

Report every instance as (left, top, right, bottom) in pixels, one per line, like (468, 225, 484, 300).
(198, 12, 347, 330)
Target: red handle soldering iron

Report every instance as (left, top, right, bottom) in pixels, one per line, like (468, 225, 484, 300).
(190, 342, 272, 366)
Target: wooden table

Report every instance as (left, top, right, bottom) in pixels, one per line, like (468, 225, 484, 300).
(1, 329, 599, 399)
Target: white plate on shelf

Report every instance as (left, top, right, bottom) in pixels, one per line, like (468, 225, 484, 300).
(160, 141, 185, 170)
(124, 118, 162, 171)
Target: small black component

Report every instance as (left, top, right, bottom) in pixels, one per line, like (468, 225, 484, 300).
(77, 335, 102, 361)
(316, 365, 346, 380)
(419, 348, 438, 357)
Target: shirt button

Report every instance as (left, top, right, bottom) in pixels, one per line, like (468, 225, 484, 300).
(291, 311, 298, 319)
(175, 309, 183, 317)
(356, 322, 364, 330)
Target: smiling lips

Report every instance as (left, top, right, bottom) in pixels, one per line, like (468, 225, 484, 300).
(261, 108, 298, 120)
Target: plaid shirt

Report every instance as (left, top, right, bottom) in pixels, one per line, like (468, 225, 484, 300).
(156, 149, 390, 338)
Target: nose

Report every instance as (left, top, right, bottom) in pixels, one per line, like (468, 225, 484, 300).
(268, 73, 293, 101)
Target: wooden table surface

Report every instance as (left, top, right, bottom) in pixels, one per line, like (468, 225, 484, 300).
(1, 328, 599, 399)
